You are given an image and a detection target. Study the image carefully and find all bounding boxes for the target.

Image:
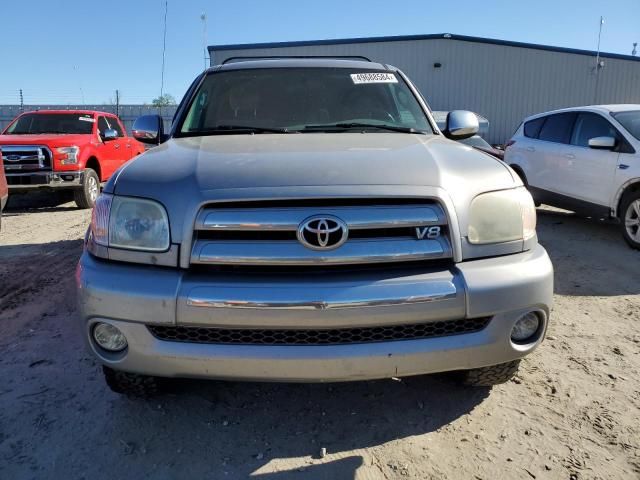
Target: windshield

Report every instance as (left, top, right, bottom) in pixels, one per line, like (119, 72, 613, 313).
(612, 110, 640, 141)
(178, 67, 433, 135)
(459, 135, 491, 148)
(5, 113, 95, 134)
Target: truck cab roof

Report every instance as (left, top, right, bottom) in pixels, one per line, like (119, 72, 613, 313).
(211, 58, 393, 72)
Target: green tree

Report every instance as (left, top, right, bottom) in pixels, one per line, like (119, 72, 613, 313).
(151, 94, 176, 107)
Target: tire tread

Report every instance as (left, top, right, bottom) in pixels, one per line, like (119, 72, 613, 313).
(463, 359, 521, 387)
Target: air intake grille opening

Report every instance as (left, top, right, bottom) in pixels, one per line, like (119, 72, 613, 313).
(148, 317, 490, 346)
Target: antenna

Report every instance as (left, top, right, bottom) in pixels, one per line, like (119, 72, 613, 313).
(594, 16, 605, 104)
(201, 13, 208, 69)
(633, 43, 638, 56)
(595, 16, 604, 69)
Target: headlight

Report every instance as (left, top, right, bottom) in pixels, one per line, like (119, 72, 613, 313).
(468, 187, 536, 244)
(91, 194, 170, 251)
(56, 146, 80, 164)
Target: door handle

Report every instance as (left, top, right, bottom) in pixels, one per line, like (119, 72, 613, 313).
(619, 164, 629, 170)
(564, 153, 575, 159)
(526, 147, 535, 152)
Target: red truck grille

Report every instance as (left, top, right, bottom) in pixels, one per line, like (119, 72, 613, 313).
(1, 145, 52, 172)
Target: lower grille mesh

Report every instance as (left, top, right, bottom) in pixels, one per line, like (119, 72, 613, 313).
(148, 318, 491, 346)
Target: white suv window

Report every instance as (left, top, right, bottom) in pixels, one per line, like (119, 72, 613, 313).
(537, 113, 576, 144)
(570, 113, 617, 147)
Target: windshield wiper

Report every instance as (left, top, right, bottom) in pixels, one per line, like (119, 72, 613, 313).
(301, 123, 424, 134)
(180, 125, 291, 136)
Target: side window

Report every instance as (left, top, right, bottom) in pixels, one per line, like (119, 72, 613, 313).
(538, 113, 576, 144)
(97, 116, 110, 136)
(524, 117, 545, 138)
(107, 117, 125, 137)
(570, 113, 617, 147)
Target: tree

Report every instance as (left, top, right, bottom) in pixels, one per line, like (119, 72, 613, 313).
(151, 94, 176, 107)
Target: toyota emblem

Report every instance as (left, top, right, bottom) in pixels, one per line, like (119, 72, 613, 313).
(297, 215, 349, 251)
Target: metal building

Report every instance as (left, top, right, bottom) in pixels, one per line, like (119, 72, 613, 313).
(208, 33, 640, 144)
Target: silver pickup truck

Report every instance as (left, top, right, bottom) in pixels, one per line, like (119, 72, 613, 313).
(77, 58, 553, 396)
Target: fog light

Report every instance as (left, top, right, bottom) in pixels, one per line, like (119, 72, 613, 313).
(93, 323, 127, 352)
(511, 312, 540, 343)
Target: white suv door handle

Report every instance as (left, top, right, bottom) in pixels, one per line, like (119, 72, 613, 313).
(526, 146, 535, 152)
(564, 153, 575, 159)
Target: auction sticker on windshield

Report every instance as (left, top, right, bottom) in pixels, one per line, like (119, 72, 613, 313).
(351, 73, 398, 84)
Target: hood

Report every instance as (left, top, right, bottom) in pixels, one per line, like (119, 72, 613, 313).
(110, 133, 518, 242)
(0, 133, 95, 148)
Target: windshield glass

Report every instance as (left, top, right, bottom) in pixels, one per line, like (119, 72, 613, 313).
(5, 113, 95, 134)
(178, 67, 433, 135)
(613, 110, 640, 141)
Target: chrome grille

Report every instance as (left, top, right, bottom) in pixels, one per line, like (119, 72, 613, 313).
(191, 200, 451, 267)
(148, 317, 490, 345)
(1, 145, 52, 171)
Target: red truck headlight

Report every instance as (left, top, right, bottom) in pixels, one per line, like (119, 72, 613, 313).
(56, 146, 80, 165)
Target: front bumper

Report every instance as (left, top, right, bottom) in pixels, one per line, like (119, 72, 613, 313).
(77, 245, 554, 382)
(6, 170, 83, 191)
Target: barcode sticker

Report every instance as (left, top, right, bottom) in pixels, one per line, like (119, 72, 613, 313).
(351, 73, 398, 84)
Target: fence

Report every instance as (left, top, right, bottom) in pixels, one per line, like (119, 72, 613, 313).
(0, 105, 178, 134)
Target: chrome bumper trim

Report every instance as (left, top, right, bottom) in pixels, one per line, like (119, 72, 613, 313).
(186, 280, 458, 310)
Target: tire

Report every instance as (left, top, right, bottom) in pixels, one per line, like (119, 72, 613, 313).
(462, 359, 521, 387)
(510, 165, 541, 207)
(620, 190, 640, 250)
(102, 366, 160, 397)
(74, 168, 100, 209)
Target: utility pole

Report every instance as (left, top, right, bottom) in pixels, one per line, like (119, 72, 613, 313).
(19, 89, 24, 112)
(633, 43, 638, 56)
(159, 0, 168, 117)
(115, 89, 120, 117)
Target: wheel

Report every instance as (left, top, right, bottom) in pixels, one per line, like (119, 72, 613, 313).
(620, 191, 640, 250)
(74, 168, 100, 209)
(462, 359, 521, 387)
(509, 165, 541, 206)
(102, 366, 160, 397)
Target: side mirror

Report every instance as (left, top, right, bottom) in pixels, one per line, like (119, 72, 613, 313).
(101, 129, 118, 141)
(443, 110, 479, 140)
(588, 136, 616, 150)
(132, 115, 165, 145)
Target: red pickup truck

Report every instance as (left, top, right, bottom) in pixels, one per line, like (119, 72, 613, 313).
(0, 149, 7, 228)
(0, 110, 145, 208)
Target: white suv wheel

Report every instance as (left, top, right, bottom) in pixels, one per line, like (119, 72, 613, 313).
(625, 199, 640, 241)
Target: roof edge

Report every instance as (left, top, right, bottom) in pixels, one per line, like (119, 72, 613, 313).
(208, 33, 640, 62)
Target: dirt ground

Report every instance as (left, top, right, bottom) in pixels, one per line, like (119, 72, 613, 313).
(0, 193, 638, 480)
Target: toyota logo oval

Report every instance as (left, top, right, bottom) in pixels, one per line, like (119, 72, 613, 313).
(297, 215, 349, 251)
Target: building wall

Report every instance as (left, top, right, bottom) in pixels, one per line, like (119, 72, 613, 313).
(0, 105, 177, 134)
(210, 38, 640, 144)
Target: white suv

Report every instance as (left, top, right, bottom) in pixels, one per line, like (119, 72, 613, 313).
(505, 105, 640, 249)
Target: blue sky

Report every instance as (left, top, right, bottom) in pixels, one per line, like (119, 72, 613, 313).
(2, 0, 638, 105)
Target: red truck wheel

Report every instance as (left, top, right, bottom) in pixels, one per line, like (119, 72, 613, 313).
(74, 168, 100, 209)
